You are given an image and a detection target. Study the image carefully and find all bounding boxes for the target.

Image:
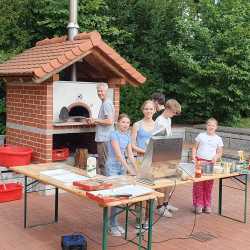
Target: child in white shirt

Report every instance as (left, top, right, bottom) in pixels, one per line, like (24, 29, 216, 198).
(192, 118, 223, 214)
(155, 99, 181, 217)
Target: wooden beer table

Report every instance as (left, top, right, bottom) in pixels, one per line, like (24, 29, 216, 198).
(138, 171, 248, 223)
(10, 163, 163, 250)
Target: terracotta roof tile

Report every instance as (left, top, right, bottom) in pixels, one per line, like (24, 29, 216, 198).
(74, 32, 89, 40)
(50, 59, 62, 69)
(64, 51, 75, 60)
(72, 47, 82, 56)
(33, 68, 46, 78)
(0, 31, 146, 85)
(138, 75, 146, 83)
(78, 40, 93, 52)
(89, 31, 102, 46)
(119, 61, 131, 70)
(57, 55, 69, 64)
(36, 36, 67, 46)
(42, 63, 54, 73)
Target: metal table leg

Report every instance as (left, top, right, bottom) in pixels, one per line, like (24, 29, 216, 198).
(55, 187, 58, 222)
(147, 199, 154, 250)
(24, 176, 28, 228)
(102, 207, 109, 250)
(244, 174, 248, 223)
(136, 202, 143, 250)
(218, 174, 248, 223)
(23, 177, 59, 228)
(218, 178, 222, 215)
(125, 204, 129, 240)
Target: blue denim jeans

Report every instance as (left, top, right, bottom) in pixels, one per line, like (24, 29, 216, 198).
(105, 159, 125, 227)
(105, 159, 125, 176)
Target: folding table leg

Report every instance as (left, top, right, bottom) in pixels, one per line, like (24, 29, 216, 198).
(54, 187, 58, 222)
(147, 199, 154, 250)
(24, 175, 28, 228)
(125, 204, 129, 240)
(136, 201, 143, 250)
(102, 207, 109, 250)
(244, 174, 248, 223)
(218, 178, 223, 215)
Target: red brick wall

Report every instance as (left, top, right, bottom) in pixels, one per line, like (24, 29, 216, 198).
(112, 86, 120, 120)
(6, 80, 53, 163)
(108, 79, 122, 120)
(6, 81, 53, 129)
(6, 128, 52, 162)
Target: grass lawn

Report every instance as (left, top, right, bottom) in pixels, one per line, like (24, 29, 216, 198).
(234, 118, 250, 128)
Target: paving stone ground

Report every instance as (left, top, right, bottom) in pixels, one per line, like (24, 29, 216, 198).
(0, 178, 249, 250)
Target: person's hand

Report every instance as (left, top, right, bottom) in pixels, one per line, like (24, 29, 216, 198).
(128, 168, 137, 176)
(86, 118, 95, 125)
(211, 156, 217, 164)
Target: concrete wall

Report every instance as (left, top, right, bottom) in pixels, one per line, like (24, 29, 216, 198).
(185, 127, 250, 152)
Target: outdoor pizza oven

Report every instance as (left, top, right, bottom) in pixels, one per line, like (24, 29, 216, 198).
(53, 81, 107, 124)
(0, 0, 146, 163)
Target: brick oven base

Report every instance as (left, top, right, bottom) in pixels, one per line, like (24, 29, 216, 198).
(53, 132, 97, 155)
(6, 128, 97, 163)
(6, 128, 52, 163)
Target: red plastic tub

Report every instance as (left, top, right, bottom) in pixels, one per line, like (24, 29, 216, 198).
(0, 146, 33, 167)
(0, 183, 23, 203)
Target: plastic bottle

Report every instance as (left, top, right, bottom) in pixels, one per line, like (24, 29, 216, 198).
(195, 160, 202, 178)
(86, 157, 96, 177)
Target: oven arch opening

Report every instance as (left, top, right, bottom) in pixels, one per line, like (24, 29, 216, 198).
(68, 102, 91, 119)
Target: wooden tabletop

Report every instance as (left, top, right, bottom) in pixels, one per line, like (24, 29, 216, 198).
(140, 172, 243, 190)
(10, 163, 163, 207)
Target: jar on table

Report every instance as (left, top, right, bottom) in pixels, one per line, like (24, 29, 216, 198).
(195, 161, 202, 178)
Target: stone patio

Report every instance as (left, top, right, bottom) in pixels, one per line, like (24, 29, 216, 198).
(0, 178, 249, 250)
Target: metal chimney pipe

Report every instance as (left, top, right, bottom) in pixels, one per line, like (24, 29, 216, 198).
(67, 0, 79, 41)
(67, 0, 79, 80)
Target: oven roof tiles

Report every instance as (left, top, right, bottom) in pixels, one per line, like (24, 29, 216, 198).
(0, 31, 146, 85)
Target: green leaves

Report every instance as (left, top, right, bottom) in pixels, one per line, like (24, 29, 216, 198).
(0, 0, 249, 127)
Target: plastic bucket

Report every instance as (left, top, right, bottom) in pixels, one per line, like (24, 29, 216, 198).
(0, 183, 23, 203)
(0, 145, 33, 167)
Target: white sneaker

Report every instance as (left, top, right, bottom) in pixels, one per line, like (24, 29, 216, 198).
(195, 206, 203, 214)
(142, 220, 149, 230)
(163, 209, 173, 217)
(167, 204, 179, 212)
(116, 225, 125, 234)
(192, 206, 196, 213)
(109, 226, 122, 237)
(158, 206, 173, 218)
(204, 207, 212, 214)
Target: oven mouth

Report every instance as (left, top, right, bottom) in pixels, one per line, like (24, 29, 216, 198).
(69, 106, 90, 119)
(59, 103, 91, 122)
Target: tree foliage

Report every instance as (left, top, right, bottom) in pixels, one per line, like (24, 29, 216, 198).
(0, 0, 249, 128)
(109, 0, 250, 124)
